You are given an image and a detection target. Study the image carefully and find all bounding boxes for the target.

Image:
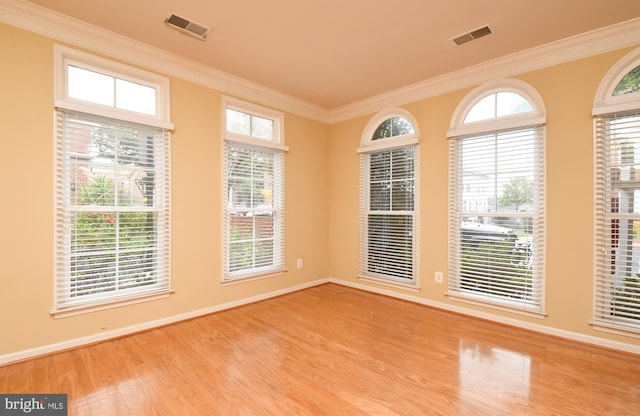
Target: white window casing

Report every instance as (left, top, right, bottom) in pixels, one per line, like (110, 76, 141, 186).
(222, 97, 286, 281)
(53, 46, 172, 316)
(358, 108, 419, 288)
(448, 79, 546, 315)
(593, 47, 640, 335)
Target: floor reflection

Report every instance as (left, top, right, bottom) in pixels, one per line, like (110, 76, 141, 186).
(458, 338, 531, 409)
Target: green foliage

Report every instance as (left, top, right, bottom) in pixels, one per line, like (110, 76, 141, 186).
(372, 117, 414, 140)
(461, 239, 532, 300)
(71, 177, 156, 297)
(611, 275, 640, 320)
(499, 176, 533, 211)
(228, 217, 274, 272)
(613, 65, 640, 96)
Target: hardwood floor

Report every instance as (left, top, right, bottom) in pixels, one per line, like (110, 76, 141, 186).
(2, 283, 639, 415)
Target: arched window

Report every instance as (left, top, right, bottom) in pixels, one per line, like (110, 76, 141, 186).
(358, 108, 419, 287)
(447, 79, 546, 314)
(593, 48, 640, 335)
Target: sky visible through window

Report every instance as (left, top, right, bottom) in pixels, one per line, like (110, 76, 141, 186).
(68, 65, 156, 116)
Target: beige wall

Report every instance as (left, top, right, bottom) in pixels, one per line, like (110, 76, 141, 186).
(1, 21, 639, 358)
(329, 47, 640, 348)
(0, 23, 330, 356)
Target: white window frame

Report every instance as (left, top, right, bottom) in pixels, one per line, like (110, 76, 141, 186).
(447, 79, 546, 316)
(593, 47, 640, 336)
(53, 46, 173, 317)
(358, 108, 420, 289)
(222, 97, 287, 282)
(54, 45, 173, 130)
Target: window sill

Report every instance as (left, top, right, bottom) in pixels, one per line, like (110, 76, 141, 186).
(51, 290, 174, 319)
(447, 292, 547, 319)
(358, 275, 421, 292)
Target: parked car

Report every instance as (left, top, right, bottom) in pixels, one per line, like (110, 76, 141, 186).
(461, 221, 531, 266)
(461, 222, 517, 244)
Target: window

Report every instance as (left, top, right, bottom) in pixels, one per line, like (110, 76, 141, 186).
(358, 109, 419, 287)
(53, 46, 173, 315)
(223, 97, 287, 280)
(593, 48, 640, 334)
(447, 79, 546, 314)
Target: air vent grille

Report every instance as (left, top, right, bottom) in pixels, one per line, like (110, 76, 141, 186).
(165, 14, 210, 40)
(452, 25, 492, 46)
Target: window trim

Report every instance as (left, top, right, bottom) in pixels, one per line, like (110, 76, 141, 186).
(50, 114, 173, 318)
(222, 96, 288, 151)
(592, 48, 640, 335)
(447, 79, 546, 314)
(54, 44, 173, 130)
(222, 98, 286, 281)
(358, 107, 420, 153)
(358, 108, 420, 289)
(448, 78, 546, 138)
(593, 47, 640, 116)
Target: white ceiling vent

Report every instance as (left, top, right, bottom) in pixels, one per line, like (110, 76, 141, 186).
(165, 14, 210, 40)
(452, 25, 492, 46)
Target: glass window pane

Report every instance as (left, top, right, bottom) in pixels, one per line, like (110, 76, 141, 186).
(226, 109, 251, 136)
(497, 92, 533, 117)
(367, 214, 413, 279)
(68, 65, 114, 107)
(372, 117, 415, 141)
(372, 119, 392, 140)
(465, 94, 496, 123)
(370, 182, 390, 211)
(251, 115, 274, 140)
(391, 180, 414, 211)
(391, 117, 415, 136)
(613, 65, 640, 96)
(115, 79, 156, 115)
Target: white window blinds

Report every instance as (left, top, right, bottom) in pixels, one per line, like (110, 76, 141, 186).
(359, 145, 418, 283)
(54, 110, 171, 311)
(448, 126, 545, 312)
(594, 111, 640, 332)
(223, 143, 285, 279)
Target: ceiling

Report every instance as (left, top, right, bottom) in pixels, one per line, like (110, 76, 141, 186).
(22, 0, 640, 109)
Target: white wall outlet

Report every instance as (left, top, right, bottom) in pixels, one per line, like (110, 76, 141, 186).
(435, 271, 443, 283)
(297, 259, 303, 268)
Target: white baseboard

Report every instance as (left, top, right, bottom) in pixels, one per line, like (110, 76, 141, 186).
(328, 278, 640, 355)
(2, 276, 638, 366)
(0, 278, 330, 366)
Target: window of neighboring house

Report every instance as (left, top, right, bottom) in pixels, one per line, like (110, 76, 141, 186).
(53, 45, 173, 316)
(593, 47, 640, 335)
(447, 79, 546, 314)
(222, 97, 287, 281)
(358, 109, 419, 288)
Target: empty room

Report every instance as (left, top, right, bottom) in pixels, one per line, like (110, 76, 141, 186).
(1, 0, 640, 414)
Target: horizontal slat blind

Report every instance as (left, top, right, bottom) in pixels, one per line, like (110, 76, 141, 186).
(54, 110, 171, 310)
(448, 126, 544, 312)
(223, 142, 285, 279)
(360, 146, 417, 282)
(594, 111, 640, 331)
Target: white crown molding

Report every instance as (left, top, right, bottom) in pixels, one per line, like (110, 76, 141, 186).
(1, 0, 639, 123)
(0, 0, 330, 123)
(329, 17, 640, 123)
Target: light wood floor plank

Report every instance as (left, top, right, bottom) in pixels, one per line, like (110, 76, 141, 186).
(1, 283, 639, 415)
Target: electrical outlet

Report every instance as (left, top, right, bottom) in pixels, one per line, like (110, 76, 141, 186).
(435, 271, 443, 283)
(297, 259, 303, 268)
